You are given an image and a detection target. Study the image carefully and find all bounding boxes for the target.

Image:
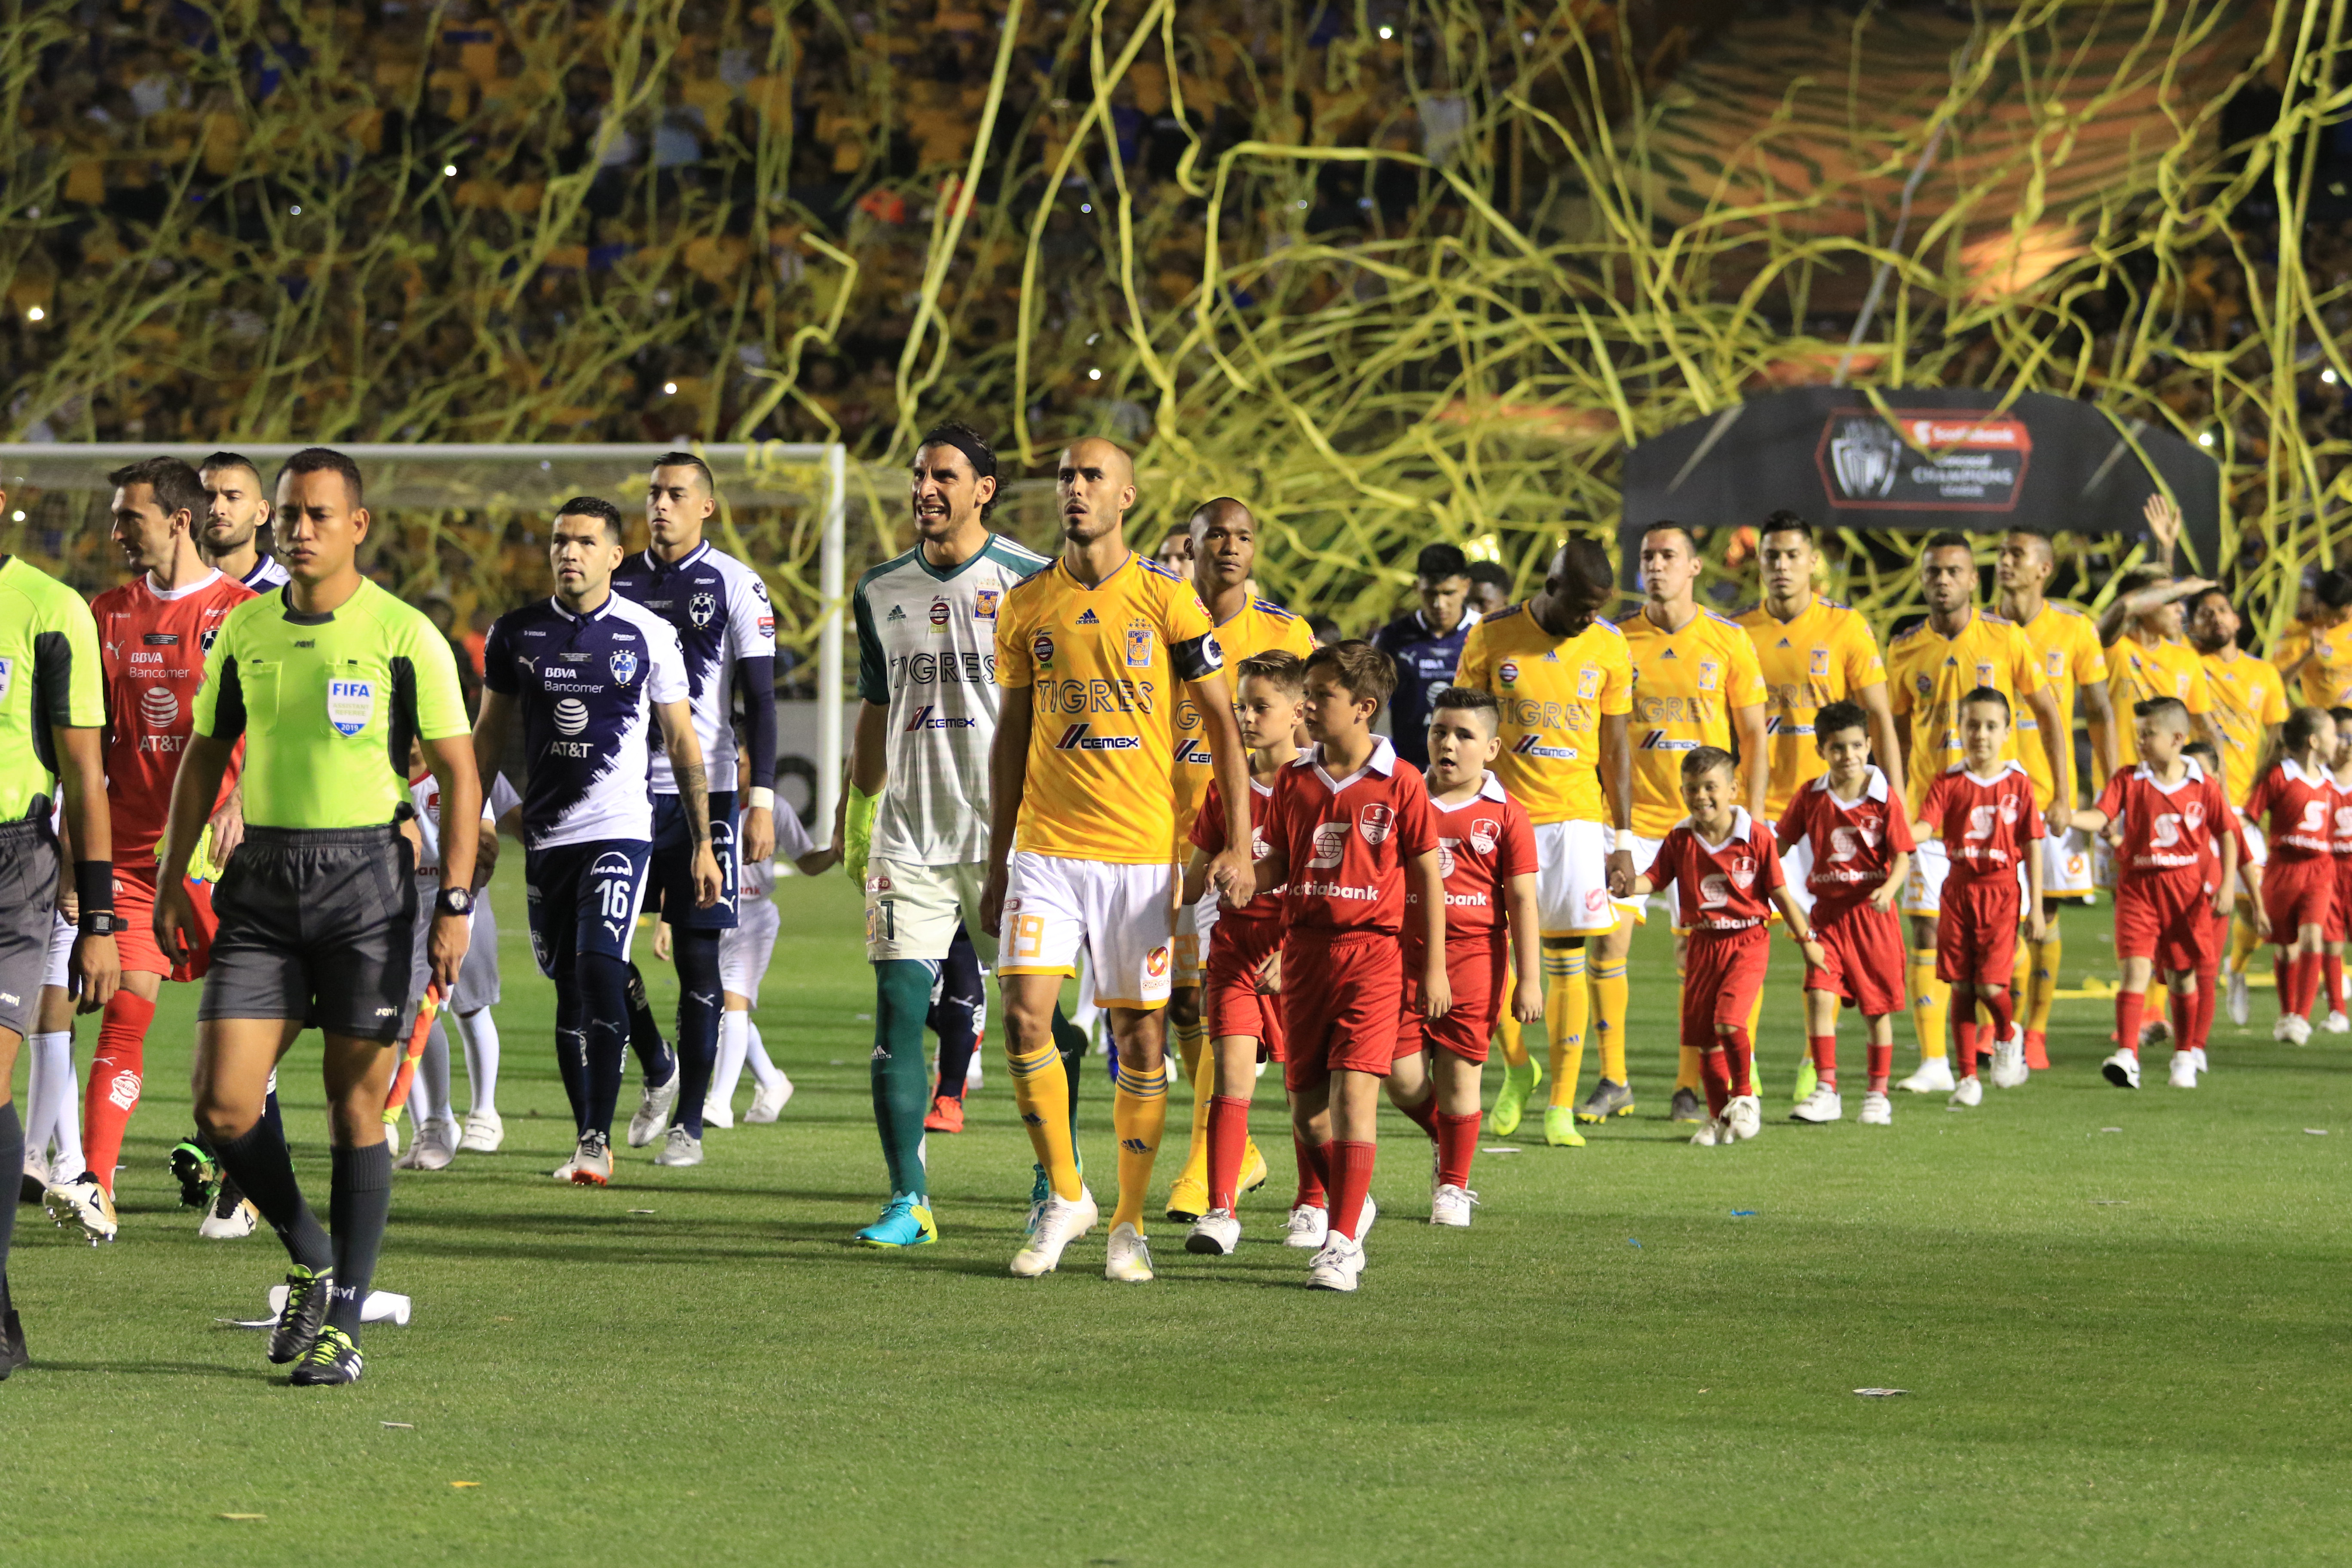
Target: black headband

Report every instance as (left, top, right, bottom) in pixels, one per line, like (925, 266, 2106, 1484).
(919, 429, 995, 482)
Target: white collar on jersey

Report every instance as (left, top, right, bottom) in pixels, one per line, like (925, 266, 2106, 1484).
(1951, 758, 2029, 787)
(1678, 806, 1754, 854)
(641, 540, 711, 576)
(1297, 735, 1398, 793)
(2131, 756, 2206, 792)
(143, 567, 225, 602)
(1431, 769, 1510, 811)
(548, 591, 617, 623)
(1810, 764, 1890, 806)
(2281, 757, 2322, 786)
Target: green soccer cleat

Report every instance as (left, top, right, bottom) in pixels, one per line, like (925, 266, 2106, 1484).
(1792, 1057, 1819, 1105)
(856, 1194, 938, 1248)
(1542, 1105, 1586, 1148)
(1575, 1078, 1636, 1124)
(170, 1141, 218, 1210)
(1488, 1057, 1542, 1137)
(268, 1266, 333, 1366)
(289, 1325, 364, 1386)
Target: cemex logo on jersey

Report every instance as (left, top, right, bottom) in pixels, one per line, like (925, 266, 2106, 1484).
(1513, 735, 1577, 760)
(1639, 731, 1698, 750)
(1173, 738, 1211, 765)
(1055, 723, 1140, 752)
(905, 705, 978, 732)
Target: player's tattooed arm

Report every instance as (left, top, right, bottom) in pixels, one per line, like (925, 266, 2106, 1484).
(657, 696, 725, 906)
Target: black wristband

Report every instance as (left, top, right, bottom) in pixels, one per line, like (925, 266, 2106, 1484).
(75, 858, 114, 918)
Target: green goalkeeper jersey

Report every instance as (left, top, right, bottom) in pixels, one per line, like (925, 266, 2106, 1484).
(193, 577, 471, 830)
(0, 554, 106, 821)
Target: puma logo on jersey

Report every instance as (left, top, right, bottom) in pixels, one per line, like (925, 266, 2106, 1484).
(1055, 724, 1140, 751)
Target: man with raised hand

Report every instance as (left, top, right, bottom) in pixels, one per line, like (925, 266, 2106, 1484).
(984, 438, 1254, 1284)
(157, 447, 476, 1387)
(840, 423, 1052, 1248)
(610, 452, 778, 1165)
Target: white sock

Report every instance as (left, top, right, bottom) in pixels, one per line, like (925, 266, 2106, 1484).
(711, 1010, 749, 1107)
(25, 1029, 80, 1174)
(408, 1020, 454, 1126)
(744, 1021, 784, 1089)
(1071, 953, 1101, 1033)
(456, 1007, 500, 1116)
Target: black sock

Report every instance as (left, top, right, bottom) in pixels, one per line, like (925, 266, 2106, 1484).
(1050, 1005, 1087, 1138)
(0, 1102, 20, 1301)
(554, 988, 590, 1133)
(325, 1142, 392, 1337)
(623, 962, 676, 1083)
(260, 1088, 286, 1145)
(670, 931, 722, 1136)
(579, 952, 632, 1136)
(213, 1114, 332, 1273)
(928, 931, 984, 1102)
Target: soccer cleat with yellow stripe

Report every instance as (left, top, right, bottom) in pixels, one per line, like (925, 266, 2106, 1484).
(1488, 1057, 1541, 1137)
(1164, 1172, 1210, 1225)
(855, 1194, 937, 1248)
(1238, 1139, 1269, 1195)
(1575, 1078, 1635, 1124)
(1542, 1105, 1586, 1147)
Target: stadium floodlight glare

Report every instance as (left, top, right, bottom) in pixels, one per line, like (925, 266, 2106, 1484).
(0, 440, 851, 830)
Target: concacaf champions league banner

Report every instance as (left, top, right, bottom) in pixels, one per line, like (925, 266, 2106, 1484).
(1620, 386, 2221, 575)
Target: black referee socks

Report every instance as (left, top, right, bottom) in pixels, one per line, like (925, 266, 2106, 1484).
(327, 1141, 393, 1335)
(214, 1114, 334, 1274)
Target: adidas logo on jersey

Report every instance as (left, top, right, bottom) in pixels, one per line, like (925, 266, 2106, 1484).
(1660, 648, 1678, 659)
(905, 705, 978, 732)
(1056, 723, 1140, 751)
(887, 606, 906, 622)
(1076, 609, 1100, 625)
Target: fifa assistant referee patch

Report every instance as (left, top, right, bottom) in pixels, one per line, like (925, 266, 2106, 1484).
(328, 677, 375, 736)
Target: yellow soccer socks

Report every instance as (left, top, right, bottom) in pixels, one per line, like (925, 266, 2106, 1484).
(1544, 945, 1589, 1107)
(1911, 949, 1949, 1062)
(1008, 1040, 1082, 1201)
(1110, 1058, 1169, 1233)
(1592, 956, 1630, 1085)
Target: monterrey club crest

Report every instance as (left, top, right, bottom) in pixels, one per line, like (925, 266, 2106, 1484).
(689, 591, 718, 628)
(609, 648, 641, 686)
(1358, 803, 1394, 846)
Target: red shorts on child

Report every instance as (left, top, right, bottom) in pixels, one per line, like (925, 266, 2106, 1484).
(1681, 925, 1770, 1050)
(1936, 873, 2020, 988)
(1204, 924, 1286, 1063)
(1397, 939, 1507, 1064)
(2115, 870, 2216, 973)
(1803, 898, 1906, 1017)
(2264, 854, 2335, 938)
(2329, 859, 2352, 943)
(1281, 929, 1403, 1090)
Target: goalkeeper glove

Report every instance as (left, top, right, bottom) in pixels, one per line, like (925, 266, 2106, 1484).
(845, 784, 879, 883)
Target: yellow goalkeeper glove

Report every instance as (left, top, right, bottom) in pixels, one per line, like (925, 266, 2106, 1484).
(845, 784, 879, 884)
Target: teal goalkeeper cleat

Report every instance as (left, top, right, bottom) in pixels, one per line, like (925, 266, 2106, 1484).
(1792, 1057, 1819, 1105)
(857, 1194, 937, 1248)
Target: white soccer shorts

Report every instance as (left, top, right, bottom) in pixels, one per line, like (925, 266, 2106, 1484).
(1779, 838, 1816, 918)
(1173, 885, 1221, 988)
(2243, 819, 2268, 869)
(721, 891, 781, 1004)
(1901, 838, 1948, 917)
(1533, 818, 1620, 937)
(42, 910, 73, 991)
(865, 858, 995, 965)
(1609, 829, 1667, 925)
(2042, 827, 2097, 902)
(997, 851, 1174, 1011)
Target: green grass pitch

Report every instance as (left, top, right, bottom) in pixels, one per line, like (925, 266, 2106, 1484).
(5, 873, 2350, 1566)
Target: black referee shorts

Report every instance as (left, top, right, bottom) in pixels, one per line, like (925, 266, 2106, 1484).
(0, 815, 61, 1039)
(201, 825, 416, 1042)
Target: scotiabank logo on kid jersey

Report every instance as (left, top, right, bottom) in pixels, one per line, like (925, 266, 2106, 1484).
(1309, 821, 1348, 868)
(1700, 873, 1731, 908)
(1055, 723, 1140, 751)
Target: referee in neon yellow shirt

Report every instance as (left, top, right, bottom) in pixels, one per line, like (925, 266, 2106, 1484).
(157, 448, 480, 1388)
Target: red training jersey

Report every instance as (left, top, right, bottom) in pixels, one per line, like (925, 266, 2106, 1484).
(1917, 762, 2044, 883)
(1645, 809, 1785, 932)
(1773, 767, 1914, 911)
(92, 570, 255, 861)
(1191, 776, 1287, 943)
(1267, 738, 1439, 936)
(2331, 775, 2352, 860)
(2092, 761, 2228, 884)
(1407, 772, 1537, 948)
(2243, 760, 2334, 860)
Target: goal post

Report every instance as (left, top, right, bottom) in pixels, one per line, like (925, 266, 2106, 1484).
(0, 441, 852, 834)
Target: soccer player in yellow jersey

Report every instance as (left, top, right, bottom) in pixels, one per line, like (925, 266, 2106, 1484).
(2285, 571, 2352, 709)
(1163, 497, 1313, 1222)
(1885, 533, 2072, 1093)
(1737, 513, 1903, 1101)
(2188, 585, 2288, 1025)
(1614, 524, 1768, 1124)
(1997, 529, 2119, 1067)
(983, 439, 1254, 1285)
(2100, 567, 2228, 766)
(1455, 538, 1633, 1146)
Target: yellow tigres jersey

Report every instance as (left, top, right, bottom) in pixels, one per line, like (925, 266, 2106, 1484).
(2010, 602, 2106, 805)
(2200, 649, 2287, 806)
(2274, 618, 2312, 682)
(2295, 619, 2352, 710)
(1456, 604, 1633, 826)
(1885, 609, 2043, 815)
(995, 552, 1221, 864)
(2107, 633, 2212, 765)
(1734, 597, 1887, 821)
(1171, 594, 1313, 854)
(1620, 608, 1768, 838)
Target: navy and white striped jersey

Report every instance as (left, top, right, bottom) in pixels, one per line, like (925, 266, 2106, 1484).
(240, 556, 291, 591)
(611, 540, 775, 796)
(483, 594, 688, 849)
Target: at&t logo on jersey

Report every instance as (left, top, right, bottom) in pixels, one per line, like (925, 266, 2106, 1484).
(139, 684, 180, 727)
(553, 698, 591, 737)
(1054, 723, 1140, 752)
(905, 705, 978, 732)
(1513, 734, 1577, 760)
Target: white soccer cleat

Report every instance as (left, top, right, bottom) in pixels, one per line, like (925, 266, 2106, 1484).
(1899, 1057, 1956, 1094)
(1430, 1184, 1478, 1228)
(1103, 1221, 1155, 1283)
(2227, 969, 2250, 1026)
(1185, 1208, 1242, 1256)
(1790, 1086, 1844, 1124)
(628, 1068, 680, 1148)
(410, 1116, 459, 1171)
(1858, 1090, 1893, 1126)
(45, 1174, 118, 1243)
(701, 1096, 735, 1131)
(745, 1073, 793, 1123)
(1353, 1193, 1378, 1241)
(652, 1127, 704, 1167)
(2191, 1047, 2208, 1073)
(2272, 1015, 2295, 1042)
(1990, 1026, 2030, 1090)
(568, 1132, 615, 1186)
(2168, 1052, 2199, 1088)
(2101, 1050, 2142, 1089)
(1283, 1203, 1329, 1250)
(198, 1192, 259, 1239)
(964, 1055, 983, 1089)
(550, 1148, 582, 1181)
(1725, 1095, 1763, 1142)
(1011, 1188, 1099, 1277)
(2285, 1013, 2314, 1046)
(2327, 1011, 2350, 1035)
(1689, 1118, 1724, 1146)
(1305, 1233, 1366, 1292)
(384, 1118, 403, 1160)
(1948, 1076, 1984, 1108)
(459, 1109, 504, 1153)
